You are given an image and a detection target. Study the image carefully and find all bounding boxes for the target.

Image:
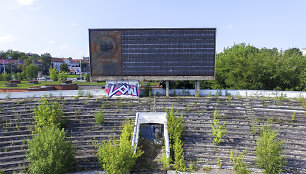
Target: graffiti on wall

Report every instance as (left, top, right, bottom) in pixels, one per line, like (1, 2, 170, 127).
(106, 83, 139, 98)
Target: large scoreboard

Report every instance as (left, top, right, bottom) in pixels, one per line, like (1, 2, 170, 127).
(89, 28, 216, 81)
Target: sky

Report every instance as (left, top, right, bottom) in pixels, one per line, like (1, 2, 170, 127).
(0, 0, 306, 59)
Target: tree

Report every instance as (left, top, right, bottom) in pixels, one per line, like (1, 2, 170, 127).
(40, 53, 52, 75)
(26, 125, 74, 174)
(256, 119, 286, 174)
(58, 71, 68, 82)
(49, 68, 58, 81)
(60, 63, 69, 72)
(25, 64, 39, 80)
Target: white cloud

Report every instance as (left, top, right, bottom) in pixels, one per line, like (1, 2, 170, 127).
(16, 0, 38, 6)
(226, 24, 233, 29)
(0, 34, 19, 43)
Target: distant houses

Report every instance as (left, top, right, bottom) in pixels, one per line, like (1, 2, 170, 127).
(51, 57, 89, 74)
(0, 57, 89, 75)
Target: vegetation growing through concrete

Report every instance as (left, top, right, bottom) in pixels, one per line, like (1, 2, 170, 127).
(27, 97, 74, 174)
(165, 105, 186, 171)
(97, 119, 143, 174)
(95, 109, 104, 125)
(211, 109, 227, 145)
(33, 96, 64, 130)
(256, 119, 286, 174)
(26, 125, 74, 174)
(230, 149, 250, 174)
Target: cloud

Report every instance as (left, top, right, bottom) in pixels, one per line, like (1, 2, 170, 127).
(226, 24, 233, 29)
(0, 34, 19, 43)
(16, 0, 38, 6)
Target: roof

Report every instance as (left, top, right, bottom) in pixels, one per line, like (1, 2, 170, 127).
(51, 58, 65, 63)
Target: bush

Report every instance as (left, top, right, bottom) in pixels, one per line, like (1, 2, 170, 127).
(26, 125, 74, 174)
(0, 72, 12, 81)
(58, 71, 68, 82)
(49, 68, 58, 81)
(25, 64, 39, 80)
(95, 109, 104, 125)
(33, 97, 64, 130)
(85, 73, 90, 82)
(97, 119, 143, 174)
(255, 119, 286, 174)
(173, 137, 186, 171)
(211, 109, 226, 145)
(165, 105, 186, 171)
(230, 149, 250, 174)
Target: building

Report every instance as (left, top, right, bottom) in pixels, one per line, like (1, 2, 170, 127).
(301, 48, 306, 56)
(51, 57, 84, 74)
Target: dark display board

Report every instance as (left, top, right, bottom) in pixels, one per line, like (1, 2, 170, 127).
(89, 28, 216, 81)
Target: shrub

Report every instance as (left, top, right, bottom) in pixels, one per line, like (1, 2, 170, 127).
(160, 152, 171, 170)
(49, 68, 58, 81)
(230, 149, 250, 174)
(211, 110, 226, 145)
(58, 71, 68, 82)
(95, 109, 104, 125)
(255, 119, 286, 174)
(85, 73, 90, 82)
(165, 105, 186, 171)
(173, 137, 186, 171)
(97, 119, 143, 174)
(0, 72, 12, 81)
(33, 96, 64, 130)
(26, 125, 74, 174)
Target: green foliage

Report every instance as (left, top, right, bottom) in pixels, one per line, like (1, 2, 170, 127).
(200, 44, 305, 91)
(85, 73, 90, 82)
(95, 109, 104, 125)
(25, 64, 39, 80)
(160, 153, 171, 170)
(14, 72, 26, 81)
(165, 105, 186, 171)
(59, 63, 69, 72)
(291, 112, 296, 122)
(188, 161, 195, 172)
(26, 125, 74, 174)
(0, 72, 12, 81)
(255, 119, 286, 174)
(211, 109, 226, 145)
(217, 157, 223, 169)
(144, 82, 152, 97)
(97, 119, 143, 174)
(33, 96, 64, 130)
(173, 137, 186, 171)
(58, 71, 68, 82)
(49, 68, 58, 81)
(40, 53, 52, 75)
(230, 149, 250, 174)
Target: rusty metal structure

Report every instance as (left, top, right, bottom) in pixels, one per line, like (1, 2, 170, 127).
(89, 28, 216, 81)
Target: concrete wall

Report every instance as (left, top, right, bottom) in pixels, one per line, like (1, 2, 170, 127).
(0, 88, 305, 99)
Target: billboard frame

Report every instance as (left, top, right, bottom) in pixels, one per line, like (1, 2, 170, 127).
(89, 28, 216, 82)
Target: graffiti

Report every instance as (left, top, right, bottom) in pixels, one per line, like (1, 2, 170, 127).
(106, 83, 139, 98)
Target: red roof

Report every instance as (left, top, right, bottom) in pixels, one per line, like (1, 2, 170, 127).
(51, 57, 65, 63)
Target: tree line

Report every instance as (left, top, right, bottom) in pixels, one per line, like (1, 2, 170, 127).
(0, 49, 52, 76)
(169, 43, 305, 91)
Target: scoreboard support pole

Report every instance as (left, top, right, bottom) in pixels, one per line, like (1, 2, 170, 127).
(166, 81, 169, 97)
(195, 81, 200, 97)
